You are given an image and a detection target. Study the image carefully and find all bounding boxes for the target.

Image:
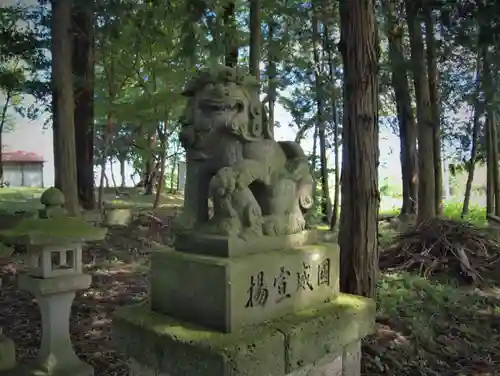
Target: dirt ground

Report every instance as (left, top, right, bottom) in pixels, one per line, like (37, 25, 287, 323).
(2, 212, 500, 375)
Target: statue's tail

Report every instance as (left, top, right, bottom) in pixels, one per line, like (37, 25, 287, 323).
(277, 141, 314, 212)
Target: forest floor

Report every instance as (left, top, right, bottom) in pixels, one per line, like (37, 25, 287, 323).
(1, 190, 499, 375)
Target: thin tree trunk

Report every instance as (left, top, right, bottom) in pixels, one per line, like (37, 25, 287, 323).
(424, 5, 443, 215)
(97, 111, 112, 209)
(338, 0, 380, 298)
(51, 0, 80, 216)
(72, 0, 95, 210)
(170, 160, 176, 192)
(312, 6, 331, 223)
(324, 24, 340, 231)
(119, 157, 126, 187)
(311, 124, 319, 206)
(248, 0, 261, 81)
(383, 0, 417, 215)
(153, 126, 168, 209)
(405, 0, 436, 222)
(267, 19, 277, 133)
(109, 157, 118, 189)
(0, 91, 12, 185)
(483, 45, 500, 216)
(462, 51, 482, 217)
(223, 2, 238, 67)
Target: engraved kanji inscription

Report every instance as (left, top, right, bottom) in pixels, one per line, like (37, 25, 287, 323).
(245, 271, 269, 308)
(273, 266, 292, 303)
(297, 262, 314, 291)
(317, 258, 331, 286)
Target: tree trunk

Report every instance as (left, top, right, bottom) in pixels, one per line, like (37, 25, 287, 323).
(51, 0, 80, 216)
(324, 25, 340, 231)
(153, 136, 167, 209)
(102, 167, 109, 188)
(109, 157, 117, 189)
(248, 0, 261, 81)
(119, 157, 126, 187)
(462, 51, 482, 217)
(405, 0, 436, 223)
(338, 0, 380, 298)
(97, 111, 113, 208)
(423, 5, 443, 215)
(312, 7, 331, 223)
(311, 124, 319, 206)
(72, 0, 95, 210)
(223, 2, 238, 67)
(383, 0, 418, 215)
(0, 91, 12, 185)
(267, 20, 277, 130)
(170, 160, 176, 192)
(143, 132, 156, 195)
(483, 45, 500, 216)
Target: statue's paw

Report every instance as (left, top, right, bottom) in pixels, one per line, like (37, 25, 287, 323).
(217, 217, 241, 236)
(210, 167, 237, 197)
(173, 213, 194, 229)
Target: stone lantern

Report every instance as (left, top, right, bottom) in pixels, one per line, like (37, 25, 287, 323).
(0, 188, 107, 376)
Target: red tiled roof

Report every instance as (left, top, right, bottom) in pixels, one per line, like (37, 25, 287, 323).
(2, 150, 44, 163)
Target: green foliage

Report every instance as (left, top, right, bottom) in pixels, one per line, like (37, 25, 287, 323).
(367, 272, 500, 375)
(0, 4, 50, 126)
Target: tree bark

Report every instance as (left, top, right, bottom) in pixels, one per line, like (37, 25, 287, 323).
(72, 0, 95, 210)
(223, 2, 238, 67)
(462, 51, 482, 217)
(248, 0, 261, 81)
(324, 24, 340, 231)
(119, 157, 126, 187)
(267, 19, 277, 132)
(109, 157, 117, 189)
(423, 5, 443, 215)
(482, 45, 500, 216)
(51, 0, 80, 216)
(405, 0, 436, 222)
(383, 0, 418, 215)
(338, 0, 380, 298)
(312, 6, 331, 223)
(0, 91, 12, 185)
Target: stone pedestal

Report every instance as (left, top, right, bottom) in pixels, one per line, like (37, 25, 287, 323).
(114, 294, 374, 376)
(14, 274, 93, 376)
(103, 204, 133, 227)
(114, 238, 375, 376)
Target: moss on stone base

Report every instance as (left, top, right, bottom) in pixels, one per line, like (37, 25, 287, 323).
(113, 294, 375, 376)
(272, 294, 375, 373)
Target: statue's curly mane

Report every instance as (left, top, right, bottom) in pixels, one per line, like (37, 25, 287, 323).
(180, 66, 273, 141)
(182, 66, 260, 97)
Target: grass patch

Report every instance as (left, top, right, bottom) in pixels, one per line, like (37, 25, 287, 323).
(363, 272, 500, 375)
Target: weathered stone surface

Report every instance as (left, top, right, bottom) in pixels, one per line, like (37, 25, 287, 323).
(0, 330, 16, 371)
(18, 274, 91, 295)
(175, 230, 319, 257)
(113, 304, 286, 376)
(173, 66, 314, 240)
(103, 205, 133, 227)
(5, 361, 93, 376)
(287, 341, 361, 376)
(113, 295, 373, 376)
(150, 243, 339, 332)
(341, 341, 361, 376)
(272, 294, 375, 373)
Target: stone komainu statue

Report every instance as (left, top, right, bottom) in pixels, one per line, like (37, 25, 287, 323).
(174, 66, 313, 238)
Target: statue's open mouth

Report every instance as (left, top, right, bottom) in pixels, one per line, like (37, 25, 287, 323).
(200, 100, 244, 114)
